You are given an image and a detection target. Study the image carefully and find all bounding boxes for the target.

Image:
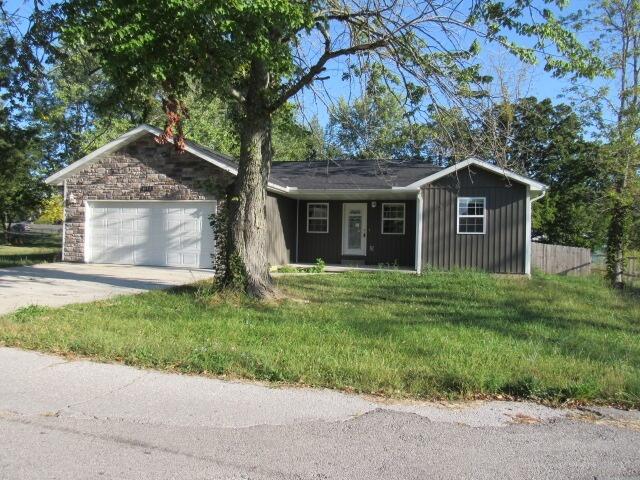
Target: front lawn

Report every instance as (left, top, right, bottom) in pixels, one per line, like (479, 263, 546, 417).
(0, 245, 61, 267)
(0, 233, 61, 267)
(1, 271, 638, 407)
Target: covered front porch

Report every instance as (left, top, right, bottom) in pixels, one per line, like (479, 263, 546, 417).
(293, 196, 418, 269)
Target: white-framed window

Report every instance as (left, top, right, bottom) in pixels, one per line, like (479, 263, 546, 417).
(457, 197, 486, 234)
(381, 203, 405, 235)
(307, 203, 329, 233)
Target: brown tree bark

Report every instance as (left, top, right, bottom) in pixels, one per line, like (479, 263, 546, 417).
(226, 59, 276, 298)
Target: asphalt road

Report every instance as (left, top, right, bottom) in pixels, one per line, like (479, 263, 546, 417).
(1, 347, 639, 479)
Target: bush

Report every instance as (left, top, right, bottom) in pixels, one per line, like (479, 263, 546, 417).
(36, 195, 63, 224)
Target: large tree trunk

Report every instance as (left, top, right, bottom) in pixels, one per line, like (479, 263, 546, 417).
(607, 196, 627, 289)
(606, 168, 631, 289)
(225, 60, 275, 298)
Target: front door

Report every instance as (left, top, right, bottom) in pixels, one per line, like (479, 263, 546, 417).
(342, 203, 367, 256)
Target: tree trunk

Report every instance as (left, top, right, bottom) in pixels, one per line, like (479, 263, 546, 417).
(3, 213, 10, 244)
(225, 60, 276, 298)
(607, 195, 627, 289)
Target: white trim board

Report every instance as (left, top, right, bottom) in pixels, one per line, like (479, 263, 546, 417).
(415, 191, 423, 274)
(525, 189, 547, 275)
(398, 158, 547, 192)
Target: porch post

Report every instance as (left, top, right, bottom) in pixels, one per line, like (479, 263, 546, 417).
(415, 190, 423, 274)
(525, 186, 531, 276)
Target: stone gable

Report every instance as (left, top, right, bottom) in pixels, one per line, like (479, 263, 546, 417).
(63, 134, 234, 262)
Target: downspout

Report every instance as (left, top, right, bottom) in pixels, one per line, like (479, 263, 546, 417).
(295, 199, 299, 264)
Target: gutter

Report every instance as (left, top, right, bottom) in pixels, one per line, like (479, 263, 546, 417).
(530, 190, 546, 203)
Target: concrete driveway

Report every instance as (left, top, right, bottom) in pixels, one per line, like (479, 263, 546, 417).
(0, 263, 215, 315)
(1, 347, 639, 480)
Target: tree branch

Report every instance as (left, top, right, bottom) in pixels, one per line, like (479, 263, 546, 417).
(270, 37, 388, 112)
(229, 87, 246, 103)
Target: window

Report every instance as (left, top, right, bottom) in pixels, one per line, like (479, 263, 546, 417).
(307, 203, 329, 233)
(382, 203, 405, 234)
(457, 197, 485, 234)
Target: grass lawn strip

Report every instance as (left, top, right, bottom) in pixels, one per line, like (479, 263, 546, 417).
(1, 270, 638, 407)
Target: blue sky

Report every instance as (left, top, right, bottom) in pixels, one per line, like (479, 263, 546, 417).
(5, 0, 606, 127)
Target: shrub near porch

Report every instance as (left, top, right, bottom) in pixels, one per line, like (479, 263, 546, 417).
(1, 271, 638, 407)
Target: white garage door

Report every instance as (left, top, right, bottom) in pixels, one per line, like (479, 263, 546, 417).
(86, 201, 216, 269)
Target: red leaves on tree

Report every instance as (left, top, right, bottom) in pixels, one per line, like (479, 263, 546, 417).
(155, 96, 190, 153)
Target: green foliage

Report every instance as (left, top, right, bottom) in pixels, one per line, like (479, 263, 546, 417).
(210, 199, 248, 291)
(60, 0, 314, 106)
(0, 110, 48, 232)
(566, 0, 640, 285)
(327, 75, 430, 159)
(311, 258, 325, 273)
(36, 195, 64, 224)
(276, 258, 325, 273)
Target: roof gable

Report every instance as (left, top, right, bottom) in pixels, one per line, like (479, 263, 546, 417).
(45, 125, 289, 193)
(399, 158, 547, 192)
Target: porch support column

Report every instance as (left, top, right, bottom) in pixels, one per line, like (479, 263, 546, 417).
(415, 190, 423, 274)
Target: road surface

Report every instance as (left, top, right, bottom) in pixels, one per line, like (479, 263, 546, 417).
(1, 347, 638, 479)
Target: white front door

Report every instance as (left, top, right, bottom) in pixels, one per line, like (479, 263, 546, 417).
(342, 203, 367, 256)
(86, 201, 216, 269)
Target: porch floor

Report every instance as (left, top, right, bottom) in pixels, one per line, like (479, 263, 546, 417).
(279, 263, 417, 273)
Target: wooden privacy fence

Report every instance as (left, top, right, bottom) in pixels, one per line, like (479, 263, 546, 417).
(532, 242, 591, 276)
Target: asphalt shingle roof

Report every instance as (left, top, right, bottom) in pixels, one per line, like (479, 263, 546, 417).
(270, 159, 443, 190)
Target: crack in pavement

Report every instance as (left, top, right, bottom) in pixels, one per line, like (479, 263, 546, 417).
(36, 359, 72, 371)
(0, 413, 329, 479)
(54, 372, 150, 418)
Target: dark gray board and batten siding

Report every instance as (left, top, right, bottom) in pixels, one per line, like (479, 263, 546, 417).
(265, 193, 297, 266)
(421, 168, 527, 274)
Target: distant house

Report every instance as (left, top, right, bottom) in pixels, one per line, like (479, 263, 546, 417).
(45, 125, 547, 274)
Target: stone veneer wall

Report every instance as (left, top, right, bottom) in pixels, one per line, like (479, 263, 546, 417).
(63, 134, 233, 262)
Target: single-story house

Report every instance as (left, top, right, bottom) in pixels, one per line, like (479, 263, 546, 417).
(45, 124, 547, 274)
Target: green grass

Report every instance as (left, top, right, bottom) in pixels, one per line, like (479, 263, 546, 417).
(0, 233, 62, 267)
(1, 270, 639, 407)
(0, 245, 61, 267)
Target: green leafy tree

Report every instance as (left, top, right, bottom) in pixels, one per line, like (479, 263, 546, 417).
(568, 0, 640, 287)
(0, 112, 47, 241)
(0, 23, 48, 241)
(505, 98, 609, 249)
(36, 194, 64, 224)
(327, 72, 430, 159)
(18, 0, 603, 297)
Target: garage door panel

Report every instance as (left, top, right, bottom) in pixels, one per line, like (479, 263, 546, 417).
(87, 201, 215, 269)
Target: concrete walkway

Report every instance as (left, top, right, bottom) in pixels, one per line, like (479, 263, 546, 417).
(1, 347, 638, 479)
(0, 263, 215, 315)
